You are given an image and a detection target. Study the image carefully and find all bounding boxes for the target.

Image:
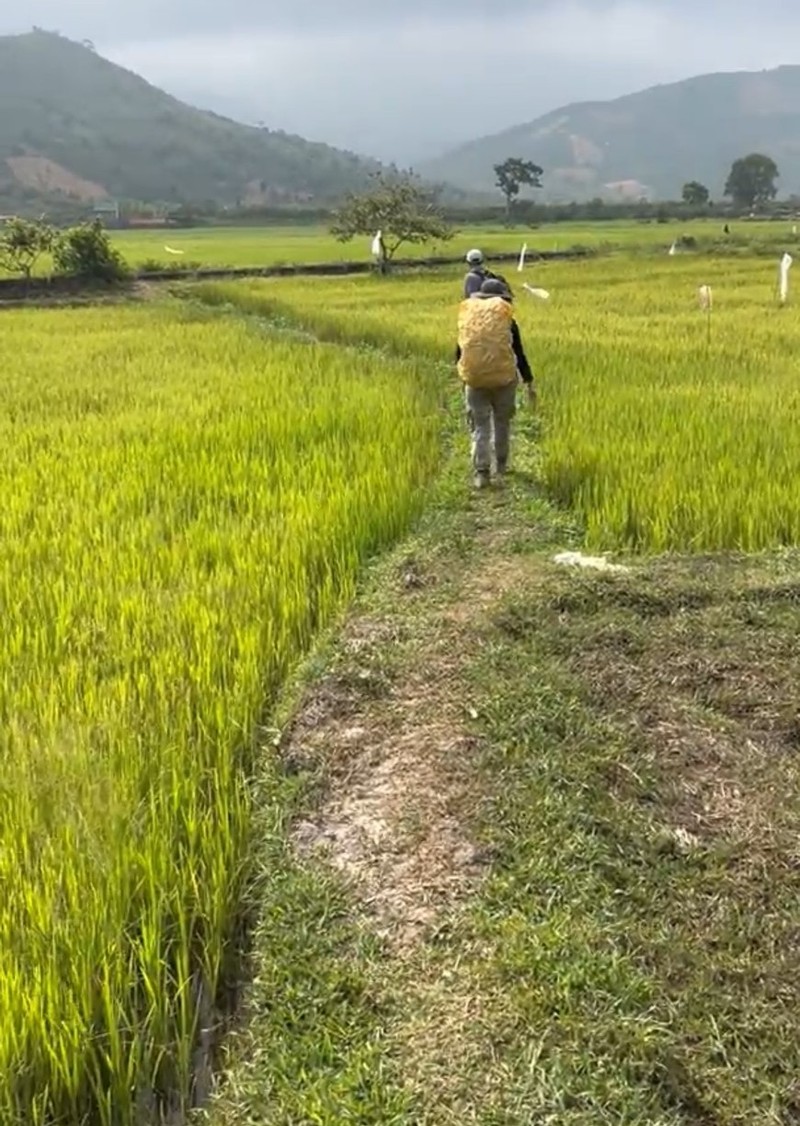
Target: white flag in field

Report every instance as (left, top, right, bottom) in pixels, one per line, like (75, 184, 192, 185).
(698, 285, 713, 311)
(517, 242, 528, 272)
(698, 285, 713, 345)
(780, 252, 793, 303)
(371, 230, 382, 258)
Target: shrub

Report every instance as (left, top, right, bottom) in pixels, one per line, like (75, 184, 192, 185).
(54, 219, 130, 282)
(0, 217, 55, 279)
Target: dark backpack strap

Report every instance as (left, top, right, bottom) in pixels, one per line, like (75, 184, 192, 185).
(489, 270, 513, 297)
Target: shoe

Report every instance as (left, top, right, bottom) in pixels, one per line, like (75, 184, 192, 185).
(473, 472, 491, 489)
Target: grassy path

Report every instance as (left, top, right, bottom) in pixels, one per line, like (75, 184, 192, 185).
(200, 342, 800, 1123)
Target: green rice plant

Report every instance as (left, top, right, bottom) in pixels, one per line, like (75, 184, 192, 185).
(105, 218, 800, 271)
(7, 217, 795, 278)
(0, 301, 441, 1122)
(201, 253, 800, 552)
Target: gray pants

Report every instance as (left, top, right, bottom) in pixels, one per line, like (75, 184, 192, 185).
(465, 382, 517, 474)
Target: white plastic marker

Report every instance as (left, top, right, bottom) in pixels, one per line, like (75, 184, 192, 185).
(553, 551, 629, 574)
(164, 246, 185, 255)
(698, 284, 713, 345)
(698, 284, 713, 312)
(668, 241, 677, 257)
(522, 283, 550, 301)
(780, 252, 793, 304)
(517, 242, 528, 272)
(371, 230, 382, 258)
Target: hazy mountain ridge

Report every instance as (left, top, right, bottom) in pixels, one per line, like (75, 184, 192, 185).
(5, 32, 800, 215)
(421, 66, 800, 202)
(0, 29, 382, 213)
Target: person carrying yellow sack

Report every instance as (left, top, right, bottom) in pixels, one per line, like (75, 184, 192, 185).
(455, 277, 536, 488)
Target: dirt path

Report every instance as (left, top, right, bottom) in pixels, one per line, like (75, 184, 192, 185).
(286, 544, 531, 953)
(270, 509, 540, 1120)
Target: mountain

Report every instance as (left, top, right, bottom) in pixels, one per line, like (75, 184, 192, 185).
(421, 66, 800, 203)
(0, 30, 381, 214)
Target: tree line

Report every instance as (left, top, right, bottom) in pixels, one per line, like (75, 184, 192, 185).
(488, 152, 781, 214)
(1, 152, 784, 281)
(682, 153, 780, 209)
(329, 151, 784, 271)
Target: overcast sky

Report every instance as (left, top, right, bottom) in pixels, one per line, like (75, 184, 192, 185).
(5, 2, 799, 162)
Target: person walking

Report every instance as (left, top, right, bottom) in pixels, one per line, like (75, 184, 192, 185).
(463, 248, 489, 297)
(463, 248, 513, 299)
(455, 277, 536, 488)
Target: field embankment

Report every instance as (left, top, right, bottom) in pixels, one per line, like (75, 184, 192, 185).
(0, 247, 591, 304)
(3, 215, 798, 288)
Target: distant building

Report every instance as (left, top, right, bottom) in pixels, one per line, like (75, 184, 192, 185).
(125, 216, 172, 228)
(92, 199, 121, 227)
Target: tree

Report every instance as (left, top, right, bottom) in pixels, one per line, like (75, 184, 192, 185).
(0, 217, 55, 280)
(330, 172, 453, 273)
(682, 181, 710, 207)
(53, 219, 129, 282)
(724, 154, 779, 210)
(493, 157, 543, 221)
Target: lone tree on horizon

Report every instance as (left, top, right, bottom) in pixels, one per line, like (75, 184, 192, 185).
(724, 154, 779, 210)
(330, 172, 453, 273)
(493, 157, 543, 222)
(682, 181, 710, 207)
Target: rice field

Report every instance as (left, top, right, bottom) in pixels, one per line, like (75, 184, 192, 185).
(3, 217, 797, 279)
(107, 217, 797, 270)
(6, 242, 800, 1120)
(196, 252, 800, 552)
(0, 301, 441, 1122)
(106, 221, 664, 270)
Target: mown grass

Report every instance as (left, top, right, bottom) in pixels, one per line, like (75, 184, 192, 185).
(194, 252, 800, 552)
(0, 300, 443, 1122)
(202, 771, 416, 1126)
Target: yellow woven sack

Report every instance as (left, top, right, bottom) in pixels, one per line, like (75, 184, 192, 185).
(457, 297, 517, 389)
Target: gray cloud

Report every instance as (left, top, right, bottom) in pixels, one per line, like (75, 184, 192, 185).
(8, 0, 550, 39)
(3, 2, 799, 163)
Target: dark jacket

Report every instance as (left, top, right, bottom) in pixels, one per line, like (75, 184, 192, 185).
(464, 267, 487, 298)
(455, 317, 534, 386)
(464, 266, 513, 300)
